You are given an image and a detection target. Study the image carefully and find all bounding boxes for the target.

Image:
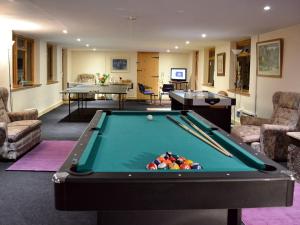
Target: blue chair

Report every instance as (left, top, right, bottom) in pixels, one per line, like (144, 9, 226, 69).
(159, 84, 174, 104)
(138, 83, 157, 103)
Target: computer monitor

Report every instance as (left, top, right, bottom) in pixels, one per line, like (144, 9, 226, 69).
(170, 68, 187, 81)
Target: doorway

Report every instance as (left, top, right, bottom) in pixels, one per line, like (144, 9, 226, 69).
(137, 52, 159, 99)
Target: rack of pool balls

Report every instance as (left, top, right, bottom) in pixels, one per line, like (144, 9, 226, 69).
(146, 152, 202, 170)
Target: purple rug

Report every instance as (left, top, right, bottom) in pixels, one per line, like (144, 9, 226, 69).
(6, 140, 76, 172)
(243, 183, 300, 225)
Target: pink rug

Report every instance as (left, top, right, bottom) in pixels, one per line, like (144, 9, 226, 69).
(6, 140, 76, 172)
(242, 183, 300, 225)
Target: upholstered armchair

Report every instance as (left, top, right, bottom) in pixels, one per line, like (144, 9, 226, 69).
(77, 74, 96, 84)
(0, 87, 41, 160)
(232, 91, 300, 162)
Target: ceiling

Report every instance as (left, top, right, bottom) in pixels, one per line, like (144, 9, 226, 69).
(1, 0, 300, 52)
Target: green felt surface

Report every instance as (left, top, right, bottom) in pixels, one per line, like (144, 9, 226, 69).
(78, 111, 265, 172)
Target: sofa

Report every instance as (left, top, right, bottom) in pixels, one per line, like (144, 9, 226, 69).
(0, 87, 41, 160)
(231, 91, 300, 162)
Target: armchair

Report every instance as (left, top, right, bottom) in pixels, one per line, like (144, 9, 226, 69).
(232, 91, 300, 161)
(0, 87, 41, 160)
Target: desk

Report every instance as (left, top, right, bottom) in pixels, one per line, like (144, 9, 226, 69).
(53, 110, 294, 225)
(169, 81, 188, 90)
(169, 90, 236, 132)
(61, 84, 128, 116)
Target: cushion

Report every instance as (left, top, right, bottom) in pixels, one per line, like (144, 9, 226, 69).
(0, 99, 10, 123)
(278, 92, 300, 109)
(272, 107, 299, 127)
(7, 120, 41, 142)
(231, 125, 261, 143)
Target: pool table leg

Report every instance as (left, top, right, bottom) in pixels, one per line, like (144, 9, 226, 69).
(228, 209, 242, 225)
(97, 209, 243, 225)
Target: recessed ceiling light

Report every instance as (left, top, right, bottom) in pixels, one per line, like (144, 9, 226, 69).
(201, 33, 207, 38)
(166, 49, 170, 53)
(76, 38, 81, 42)
(128, 16, 137, 21)
(185, 41, 190, 45)
(116, 7, 126, 11)
(62, 29, 68, 34)
(86, 44, 90, 47)
(264, 5, 271, 11)
(93, 48, 97, 51)
(174, 46, 179, 49)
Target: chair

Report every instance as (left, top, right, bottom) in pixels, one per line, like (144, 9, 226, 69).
(160, 84, 174, 104)
(76, 73, 96, 105)
(231, 91, 300, 162)
(0, 87, 41, 160)
(138, 83, 157, 103)
(77, 74, 96, 84)
(217, 91, 228, 97)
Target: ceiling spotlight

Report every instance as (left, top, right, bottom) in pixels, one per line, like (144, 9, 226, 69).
(174, 46, 179, 49)
(185, 41, 190, 45)
(62, 29, 68, 34)
(201, 33, 207, 38)
(92, 48, 96, 51)
(264, 5, 271, 11)
(166, 49, 170, 53)
(128, 16, 137, 21)
(176, 10, 184, 14)
(76, 38, 81, 42)
(86, 44, 90, 47)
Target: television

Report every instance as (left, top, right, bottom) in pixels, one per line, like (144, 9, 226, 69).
(170, 68, 187, 81)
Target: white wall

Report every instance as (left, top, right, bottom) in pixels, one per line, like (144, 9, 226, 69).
(70, 51, 137, 98)
(159, 52, 193, 87)
(197, 23, 300, 120)
(69, 51, 193, 99)
(252, 24, 300, 117)
(0, 29, 63, 115)
(0, 30, 13, 99)
(197, 42, 233, 91)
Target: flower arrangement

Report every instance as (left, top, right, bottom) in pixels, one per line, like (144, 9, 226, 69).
(96, 73, 110, 85)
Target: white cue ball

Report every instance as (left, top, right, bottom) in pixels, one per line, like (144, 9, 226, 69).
(147, 115, 153, 121)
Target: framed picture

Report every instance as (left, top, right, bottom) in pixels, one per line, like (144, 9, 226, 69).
(217, 53, 226, 76)
(257, 39, 283, 78)
(111, 58, 129, 72)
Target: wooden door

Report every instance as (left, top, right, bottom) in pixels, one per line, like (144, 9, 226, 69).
(137, 52, 159, 99)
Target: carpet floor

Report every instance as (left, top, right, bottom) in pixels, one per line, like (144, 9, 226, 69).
(0, 100, 299, 225)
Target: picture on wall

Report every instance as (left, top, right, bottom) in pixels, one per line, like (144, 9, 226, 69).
(111, 58, 129, 72)
(217, 53, 226, 76)
(257, 39, 283, 78)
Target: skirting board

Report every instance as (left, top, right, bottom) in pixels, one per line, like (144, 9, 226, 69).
(38, 101, 64, 117)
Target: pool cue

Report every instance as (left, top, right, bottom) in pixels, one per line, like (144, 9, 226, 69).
(180, 115, 232, 157)
(166, 115, 232, 157)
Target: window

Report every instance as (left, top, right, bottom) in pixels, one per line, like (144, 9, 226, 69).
(208, 48, 215, 86)
(47, 44, 53, 81)
(13, 34, 34, 87)
(236, 39, 251, 91)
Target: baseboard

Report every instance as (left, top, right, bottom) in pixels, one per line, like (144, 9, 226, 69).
(38, 101, 64, 117)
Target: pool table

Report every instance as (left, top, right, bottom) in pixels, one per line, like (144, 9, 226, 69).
(53, 110, 294, 225)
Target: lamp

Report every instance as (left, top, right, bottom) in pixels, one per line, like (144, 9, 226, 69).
(8, 40, 15, 112)
(231, 49, 242, 124)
